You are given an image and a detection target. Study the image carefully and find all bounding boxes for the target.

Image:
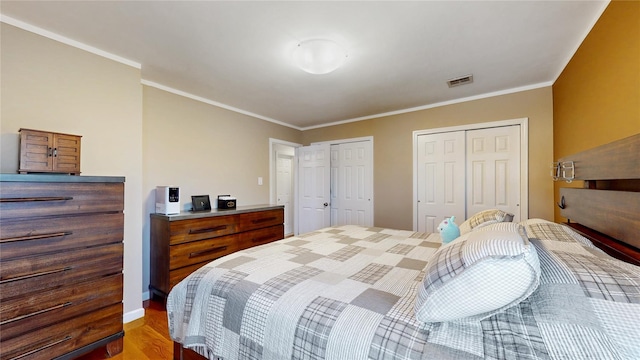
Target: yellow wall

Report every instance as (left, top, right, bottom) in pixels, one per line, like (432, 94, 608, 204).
(303, 87, 555, 230)
(553, 0, 640, 221)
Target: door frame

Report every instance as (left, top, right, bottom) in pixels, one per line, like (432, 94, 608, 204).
(269, 138, 302, 235)
(412, 118, 529, 231)
(310, 136, 374, 147)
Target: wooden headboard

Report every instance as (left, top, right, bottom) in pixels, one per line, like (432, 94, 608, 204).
(557, 133, 640, 265)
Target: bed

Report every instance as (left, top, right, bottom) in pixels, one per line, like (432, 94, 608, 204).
(168, 134, 640, 360)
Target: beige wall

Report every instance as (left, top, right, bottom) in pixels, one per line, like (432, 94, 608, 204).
(302, 87, 554, 230)
(553, 0, 640, 222)
(0, 24, 145, 319)
(141, 85, 301, 289)
(143, 86, 301, 209)
(0, 22, 302, 321)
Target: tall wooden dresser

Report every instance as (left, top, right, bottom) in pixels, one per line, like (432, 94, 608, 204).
(150, 205, 284, 300)
(0, 174, 125, 360)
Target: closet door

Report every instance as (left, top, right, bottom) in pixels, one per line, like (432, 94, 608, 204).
(466, 126, 521, 221)
(330, 141, 373, 227)
(297, 144, 331, 234)
(415, 124, 522, 232)
(416, 131, 466, 232)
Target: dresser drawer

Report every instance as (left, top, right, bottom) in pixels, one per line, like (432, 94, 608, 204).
(168, 215, 238, 245)
(0, 182, 123, 220)
(170, 262, 210, 290)
(0, 213, 123, 260)
(169, 234, 238, 270)
(0, 274, 122, 340)
(0, 303, 122, 360)
(237, 209, 284, 233)
(0, 243, 123, 301)
(238, 224, 284, 249)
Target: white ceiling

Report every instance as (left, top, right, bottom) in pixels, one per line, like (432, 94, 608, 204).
(1, 1, 609, 130)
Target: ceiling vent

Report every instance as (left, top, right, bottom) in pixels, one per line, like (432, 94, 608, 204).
(447, 74, 473, 88)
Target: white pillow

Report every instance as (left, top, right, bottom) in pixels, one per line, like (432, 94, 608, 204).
(459, 209, 514, 234)
(415, 224, 540, 323)
(472, 222, 522, 233)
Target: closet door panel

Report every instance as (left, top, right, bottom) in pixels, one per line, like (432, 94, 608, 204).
(298, 144, 331, 234)
(466, 126, 521, 221)
(331, 141, 373, 227)
(416, 132, 466, 233)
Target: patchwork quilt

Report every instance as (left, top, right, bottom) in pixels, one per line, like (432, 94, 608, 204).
(167, 221, 640, 359)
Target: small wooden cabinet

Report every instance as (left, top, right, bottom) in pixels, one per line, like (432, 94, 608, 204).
(19, 128, 82, 175)
(0, 174, 124, 360)
(150, 206, 284, 300)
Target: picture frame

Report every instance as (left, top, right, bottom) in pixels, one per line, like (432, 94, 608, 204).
(191, 195, 211, 212)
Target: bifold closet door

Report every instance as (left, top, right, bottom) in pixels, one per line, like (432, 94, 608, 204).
(416, 124, 521, 232)
(297, 141, 373, 234)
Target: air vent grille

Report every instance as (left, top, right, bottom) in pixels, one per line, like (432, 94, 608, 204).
(447, 74, 473, 88)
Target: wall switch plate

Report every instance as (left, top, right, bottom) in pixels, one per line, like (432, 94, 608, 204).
(258, 177, 263, 185)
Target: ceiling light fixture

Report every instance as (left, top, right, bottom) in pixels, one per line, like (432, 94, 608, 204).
(292, 39, 348, 75)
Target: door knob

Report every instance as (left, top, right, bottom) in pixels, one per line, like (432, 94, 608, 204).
(323, 202, 328, 207)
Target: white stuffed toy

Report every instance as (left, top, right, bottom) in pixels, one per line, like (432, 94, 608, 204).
(437, 216, 460, 244)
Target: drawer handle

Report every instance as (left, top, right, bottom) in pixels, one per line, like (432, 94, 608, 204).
(9, 335, 72, 360)
(251, 235, 275, 243)
(0, 196, 73, 203)
(189, 225, 227, 234)
(251, 217, 277, 224)
(189, 246, 228, 259)
(0, 266, 72, 284)
(1, 302, 72, 325)
(0, 231, 73, 244)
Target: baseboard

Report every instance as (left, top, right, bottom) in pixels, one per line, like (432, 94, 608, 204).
(124, 307, 145, 324)
(143, 290, 151, 301)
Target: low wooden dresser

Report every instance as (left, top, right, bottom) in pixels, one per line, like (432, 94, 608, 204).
(150, 205, 284, 300)
(0, 174, 125, 360)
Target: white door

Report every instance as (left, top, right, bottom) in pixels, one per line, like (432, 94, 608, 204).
(297, 144, 331, 234)
(466, 126, 521, 221)
(330, 141, 373, 226)
(416, 131, 466, 232)
(276, 151, 294, 235)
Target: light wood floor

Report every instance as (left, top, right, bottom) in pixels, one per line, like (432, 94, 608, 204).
(77, 300, 173, 360)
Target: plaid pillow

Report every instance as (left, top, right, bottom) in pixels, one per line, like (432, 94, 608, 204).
(459, 209, 514, 234)
(415, 224, 540, 323)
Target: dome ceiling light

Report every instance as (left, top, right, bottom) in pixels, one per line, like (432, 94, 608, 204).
(292, 39, 348, 75)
